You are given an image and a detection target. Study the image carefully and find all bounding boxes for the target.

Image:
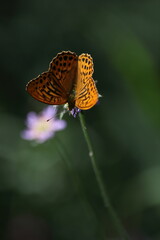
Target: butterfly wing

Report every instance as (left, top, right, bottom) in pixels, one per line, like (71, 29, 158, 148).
(26, 71, 68, 105)
(49, 51, 78, 95)
(75, 54, 99, 110)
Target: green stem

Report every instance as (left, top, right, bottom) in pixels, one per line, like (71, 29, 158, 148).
(79, 112, 129, 240)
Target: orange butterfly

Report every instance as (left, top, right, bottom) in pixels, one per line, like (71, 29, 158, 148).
(26, 51, 99, 111)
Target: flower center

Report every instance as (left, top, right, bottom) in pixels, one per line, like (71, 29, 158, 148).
(35, 118, 52, 133)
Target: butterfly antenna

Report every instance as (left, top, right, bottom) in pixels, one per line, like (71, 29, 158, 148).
(46, 116, 54, 122)
(46, 111, 62, 122)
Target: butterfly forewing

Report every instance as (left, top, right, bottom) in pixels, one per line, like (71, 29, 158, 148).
(26, 71, 68, 105)
(49, 51, 78, 94)
(75, 54, 99, 110)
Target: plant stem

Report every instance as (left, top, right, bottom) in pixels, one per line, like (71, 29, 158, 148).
(79, 112, 129, 240)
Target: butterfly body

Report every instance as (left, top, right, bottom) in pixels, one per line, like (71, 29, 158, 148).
(26, 51, 99, 111)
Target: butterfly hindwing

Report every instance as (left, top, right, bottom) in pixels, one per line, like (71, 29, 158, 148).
(26, 71, 68, 105)
(75, 54, 99, 110)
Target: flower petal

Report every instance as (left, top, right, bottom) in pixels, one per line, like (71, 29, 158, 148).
(53, 120, 67, 131)
(26, 112, 38, 128)
(41, 106, 57, 120)
(36, 131, 55, 143)
(21, 130, 35, 140)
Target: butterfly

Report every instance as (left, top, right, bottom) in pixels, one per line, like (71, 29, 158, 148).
(26, 51, 99, 111)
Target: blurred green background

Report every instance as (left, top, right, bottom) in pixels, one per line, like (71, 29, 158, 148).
(0, 0, 160, 239)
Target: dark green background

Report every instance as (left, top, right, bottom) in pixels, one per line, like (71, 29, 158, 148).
(0, 0, 160, 239)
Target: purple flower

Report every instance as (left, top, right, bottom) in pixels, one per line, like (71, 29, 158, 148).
(21, 106, 66, 143)
(70, 107, 81, 118)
